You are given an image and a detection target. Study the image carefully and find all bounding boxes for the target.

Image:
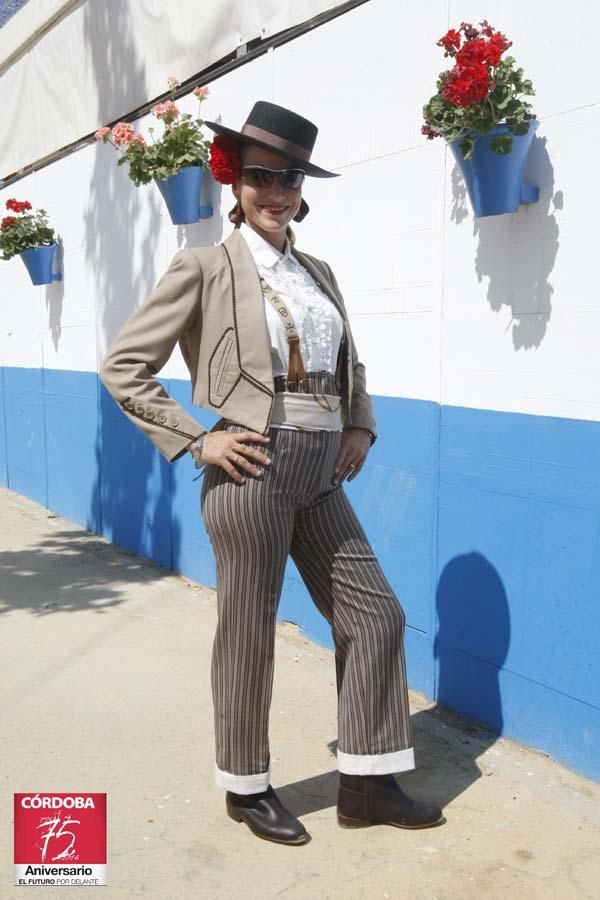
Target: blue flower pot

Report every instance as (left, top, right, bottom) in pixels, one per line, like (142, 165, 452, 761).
(154, 165, 213, 224)
(449, 120, 539, 217)
(20, 243, 62, 285)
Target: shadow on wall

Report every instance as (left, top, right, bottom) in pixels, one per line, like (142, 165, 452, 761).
(435, 551, 509, 734)
(79, 1, 224, 571)
(427, 551, 509, 800)
(451, 133, 561, 351)
(44, 238, 65, 351)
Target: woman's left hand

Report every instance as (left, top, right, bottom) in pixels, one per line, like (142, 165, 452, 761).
(333, 428, 371, 483)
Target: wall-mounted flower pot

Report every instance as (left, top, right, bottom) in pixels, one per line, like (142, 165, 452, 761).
(20, 243, 62, 285)
(154, 165, 213, 225)
(449, 120, 539, 217)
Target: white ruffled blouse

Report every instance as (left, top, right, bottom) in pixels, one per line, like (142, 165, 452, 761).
(239, 222, 344, 379)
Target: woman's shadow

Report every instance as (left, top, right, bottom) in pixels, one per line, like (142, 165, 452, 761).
(400, 551, 510, 808)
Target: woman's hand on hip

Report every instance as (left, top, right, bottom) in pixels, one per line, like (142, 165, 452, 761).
(201, 431, 271, 483)
(333, 428, 371, 483)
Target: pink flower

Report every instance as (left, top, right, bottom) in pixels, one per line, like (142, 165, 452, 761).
(193, 85, 210, 100)
(129, 133, 146, 146)
(167, 76, 180, 90)
(151, 100, 180, 122)
(95, 126, 111, 141)
(111, 122, 136, 146)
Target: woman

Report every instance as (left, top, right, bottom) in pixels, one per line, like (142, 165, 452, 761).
(100, 100, 444, 846)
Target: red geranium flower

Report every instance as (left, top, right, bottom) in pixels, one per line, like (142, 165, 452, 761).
(6, 198, 32, 213)
(485, 31, 512, 65)
(441, 63, 489, 107)
(437, 28, 461, 56)
(208, 135, 242, 184)
(421, 123, 439, 140)
(459, 21, 480, 41)
(456, 38, 488, 67)
(456, 33, 510, 69)
(1, 216, 18, 229)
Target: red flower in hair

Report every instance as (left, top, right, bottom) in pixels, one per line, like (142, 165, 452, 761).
(208, 135, 242, 184)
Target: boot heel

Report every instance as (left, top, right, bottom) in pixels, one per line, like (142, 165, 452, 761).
(337, 812, 371, 828)
(227, 806, 243, 823)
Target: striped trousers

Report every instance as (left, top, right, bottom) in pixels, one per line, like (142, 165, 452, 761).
(200, 422, 415, 794)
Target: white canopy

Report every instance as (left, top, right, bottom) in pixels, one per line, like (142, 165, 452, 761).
(0, 0, 346, 179)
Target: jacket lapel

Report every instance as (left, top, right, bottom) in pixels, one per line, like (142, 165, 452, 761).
(222, 229, 274, 392)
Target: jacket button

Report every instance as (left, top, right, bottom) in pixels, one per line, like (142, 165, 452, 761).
(158, 413, 167, 424)
(145, 410, 155, 420)
(170, 417, 179, 427)
(135, 403, 145, 415)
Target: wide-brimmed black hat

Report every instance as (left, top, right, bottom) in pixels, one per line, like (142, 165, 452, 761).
(204, 101, 339, 178)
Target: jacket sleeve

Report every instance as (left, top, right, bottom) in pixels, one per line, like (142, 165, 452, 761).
(99, 248, 207, 463)
(322, 260, 378, 446)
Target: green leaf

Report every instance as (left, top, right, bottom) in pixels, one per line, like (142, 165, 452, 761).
(459, 134, 475, 160)
(489, 135, 513, 155)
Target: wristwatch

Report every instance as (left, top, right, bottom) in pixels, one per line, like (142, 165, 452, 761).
(189, 434, 206, 469)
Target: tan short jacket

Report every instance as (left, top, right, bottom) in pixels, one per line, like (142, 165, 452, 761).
(99, 228, 377, 462)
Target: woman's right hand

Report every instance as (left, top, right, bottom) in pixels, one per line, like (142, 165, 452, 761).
(200, 430, 271, 483)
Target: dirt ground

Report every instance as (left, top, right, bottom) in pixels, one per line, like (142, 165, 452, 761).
(0, 485, 598, 900)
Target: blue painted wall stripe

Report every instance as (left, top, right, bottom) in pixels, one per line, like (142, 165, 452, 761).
(1, 366, 598, 782)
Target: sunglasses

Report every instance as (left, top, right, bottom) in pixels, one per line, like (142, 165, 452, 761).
(241, 165, 306, 190)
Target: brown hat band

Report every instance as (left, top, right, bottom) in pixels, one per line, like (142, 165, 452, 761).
(240, 124, 311, 162)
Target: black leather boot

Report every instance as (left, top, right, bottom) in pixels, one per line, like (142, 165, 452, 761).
(338, 772, 445, 829)
(226, 785, 310, 845)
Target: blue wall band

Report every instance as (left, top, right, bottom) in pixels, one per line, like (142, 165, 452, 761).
(1, 366, 598, 782)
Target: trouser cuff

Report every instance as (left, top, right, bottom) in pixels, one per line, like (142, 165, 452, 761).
(337, 746, 415, 775)
(215, 763, 271, 793)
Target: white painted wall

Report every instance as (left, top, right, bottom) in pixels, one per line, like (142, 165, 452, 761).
(1, 0, 599, 423)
